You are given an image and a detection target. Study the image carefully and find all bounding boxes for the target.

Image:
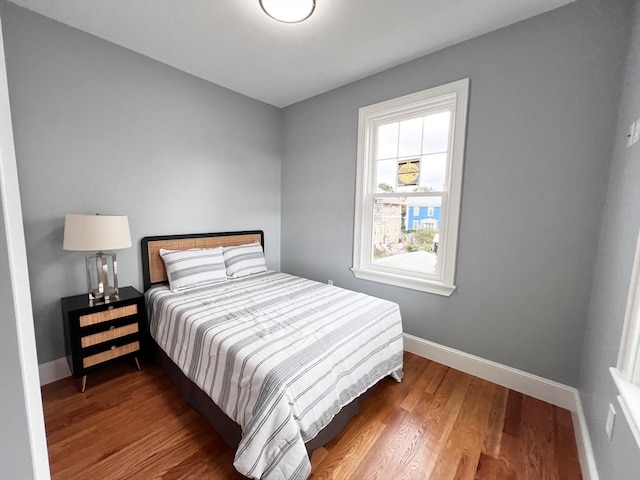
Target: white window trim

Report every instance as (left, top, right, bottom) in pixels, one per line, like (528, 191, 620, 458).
(610, 229, 640, 448)
(352, 78, 469, 296)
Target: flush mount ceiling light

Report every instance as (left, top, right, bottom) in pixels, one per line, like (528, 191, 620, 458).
(260, 0, 316, 23)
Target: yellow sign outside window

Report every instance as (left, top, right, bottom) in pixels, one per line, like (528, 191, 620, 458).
(397, 160, 420, 186)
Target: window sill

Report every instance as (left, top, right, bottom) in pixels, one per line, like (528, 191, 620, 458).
(610, 367, 640, 449)
(351, 267, 455, 296)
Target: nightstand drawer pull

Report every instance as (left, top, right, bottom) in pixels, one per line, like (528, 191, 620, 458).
(79, 305, 138, 327)
(82, 341, 139, 368)
(80, 324, 139, 348)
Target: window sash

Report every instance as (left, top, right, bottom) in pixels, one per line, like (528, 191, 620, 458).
(365, 191, 449, 281)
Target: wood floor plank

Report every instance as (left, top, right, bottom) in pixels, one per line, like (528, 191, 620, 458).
(424, 361, 449, 395)
(520, 396, 556, 480)
(157, 438, 244, 480)
(399, 358, 432, 412)
(474, 452, 516, 480)
(393, 368, 473, 480)
(482, 384, 509, 458)
(87, 414, 214, 480)
(309, 446, 329, 471)
(357, 375, 407, 426)
(308, 414, 386, 479)
(48, 387, 188, 474)
(554, 407, 582, 480)
(348, 407, 423, 480)
(42, 352, 582, 480)
(429, 377, 495, 480)
(374, 398, 437, 480)
(503, 390, 524, 437)
(498, 432, 523, 480)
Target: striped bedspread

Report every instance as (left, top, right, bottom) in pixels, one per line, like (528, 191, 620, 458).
(146, 271, 403, 480)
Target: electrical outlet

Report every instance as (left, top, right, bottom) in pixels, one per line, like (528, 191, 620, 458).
(606, 403, 616, 440)
(328, 280, 333, 286)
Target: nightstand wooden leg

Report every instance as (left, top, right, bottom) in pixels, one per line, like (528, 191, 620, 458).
(81, 375, 87, 393)
(134, 357, 141, 371)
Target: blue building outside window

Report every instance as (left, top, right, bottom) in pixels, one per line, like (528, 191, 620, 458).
(407, 205, 441, 231)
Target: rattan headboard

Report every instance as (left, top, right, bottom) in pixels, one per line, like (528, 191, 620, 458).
(140, 230, 264, 291)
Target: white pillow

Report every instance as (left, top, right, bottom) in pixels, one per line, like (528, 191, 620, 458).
(223, 242, 267, 278)
(159, 247, 227, 291)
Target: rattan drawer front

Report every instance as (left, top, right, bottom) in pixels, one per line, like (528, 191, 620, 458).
(82, 341, 139, 368)
(79, 305, 138, 327)
(80, 324, 139, 348)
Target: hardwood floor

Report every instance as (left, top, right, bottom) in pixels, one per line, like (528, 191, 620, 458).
(41, 352, 582, 479)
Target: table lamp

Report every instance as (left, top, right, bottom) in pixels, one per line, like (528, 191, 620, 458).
(63, 213, 131, 302)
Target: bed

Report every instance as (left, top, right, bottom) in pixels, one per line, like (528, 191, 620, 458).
(141, 230, 403, 480)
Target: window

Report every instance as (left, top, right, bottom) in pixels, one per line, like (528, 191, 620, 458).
(610, 231, 640, 448)
(352, 79, 469, 295)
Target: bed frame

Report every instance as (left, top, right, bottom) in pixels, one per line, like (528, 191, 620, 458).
(140, 230, 376, 457)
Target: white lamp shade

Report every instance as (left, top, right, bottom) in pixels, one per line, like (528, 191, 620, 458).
(63, 214, 131, 252)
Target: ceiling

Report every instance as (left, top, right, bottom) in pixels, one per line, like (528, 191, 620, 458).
(8, 0, 574, 108)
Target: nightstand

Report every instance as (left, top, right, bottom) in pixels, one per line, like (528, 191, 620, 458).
(61, 286, 146, 392)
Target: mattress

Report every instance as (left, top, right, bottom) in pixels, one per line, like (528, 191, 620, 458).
(146, 271, 403, 480)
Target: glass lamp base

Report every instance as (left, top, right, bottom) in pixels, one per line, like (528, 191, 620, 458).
(85, 252, 120, 303)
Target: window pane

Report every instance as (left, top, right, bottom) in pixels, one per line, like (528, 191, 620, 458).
(371, 196, 442, 275)
(371, 196, 404, 259)
(398, 117, 423, 157)
(422, 111, 450, 154)
(377, 122, 398, 160)
(419, 153, 447, 191)
(376, 159, 397, 192)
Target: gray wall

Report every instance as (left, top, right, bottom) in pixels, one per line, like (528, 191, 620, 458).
(0, 181, 36, 480)
(281, 0, 634, 386)
(578, 1, 640, 478)
(1, 1, 282, 364)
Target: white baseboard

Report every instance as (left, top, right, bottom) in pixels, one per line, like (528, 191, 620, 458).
(38, 357, 70, 386)
(571, 391, 600, 480)
(402, 333, 599, 480)
(403, 333, 576, 409)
